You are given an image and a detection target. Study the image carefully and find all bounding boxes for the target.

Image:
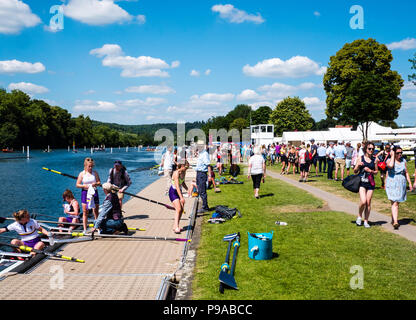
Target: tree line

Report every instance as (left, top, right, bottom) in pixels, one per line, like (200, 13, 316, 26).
(0, 89, 204, 149)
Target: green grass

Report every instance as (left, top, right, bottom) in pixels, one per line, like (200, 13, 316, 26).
(192, 172, 416, 300)
(268, 161, 416, 224)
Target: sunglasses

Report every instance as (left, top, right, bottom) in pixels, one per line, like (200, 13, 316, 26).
(367, 148, 374, 151)
(396, 152, 403, 155)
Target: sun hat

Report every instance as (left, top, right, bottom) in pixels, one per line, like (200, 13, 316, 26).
(102, 183, 115, 192)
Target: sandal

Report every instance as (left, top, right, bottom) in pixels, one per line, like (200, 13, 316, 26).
(393, 223, 400, 230)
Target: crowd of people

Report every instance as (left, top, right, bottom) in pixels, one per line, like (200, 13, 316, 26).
(259, 140, 415, 230)
(1, 140, 414, 258)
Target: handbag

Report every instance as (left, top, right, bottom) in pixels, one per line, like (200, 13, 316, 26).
(342, 174, 361, 193)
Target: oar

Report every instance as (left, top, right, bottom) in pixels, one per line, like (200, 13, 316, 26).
(0, 250, 32, 259)
(0, 241, 85, 263)
(0, 216, 145, 232)
(50, 231, 191, 243)
(42, 167, 176, 211)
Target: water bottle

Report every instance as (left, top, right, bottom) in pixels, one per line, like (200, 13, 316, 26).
(275, 221, 288, 226)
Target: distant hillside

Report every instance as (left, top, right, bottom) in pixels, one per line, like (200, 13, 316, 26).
(91, 120, 206, 138)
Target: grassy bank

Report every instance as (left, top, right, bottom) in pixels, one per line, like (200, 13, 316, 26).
(192, 172, 416, 300)
(267, 160, 416, 224)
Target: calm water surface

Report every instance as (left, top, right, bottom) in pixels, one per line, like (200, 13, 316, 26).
(0, 149, 162, 225)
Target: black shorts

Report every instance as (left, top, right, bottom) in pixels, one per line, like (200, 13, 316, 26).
(251, 174, 263, 189)
(300, 163, 310, 172)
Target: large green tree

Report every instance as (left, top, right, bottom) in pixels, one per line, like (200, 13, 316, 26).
(230, 118, 249, 132)
(324, 38, 403, 140)
(226, 104, 252, 124)
(270, 97, 314, 136)
(251, 106, 272, 125)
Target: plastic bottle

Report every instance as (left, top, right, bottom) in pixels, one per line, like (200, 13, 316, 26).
(275, 221, 288, 226)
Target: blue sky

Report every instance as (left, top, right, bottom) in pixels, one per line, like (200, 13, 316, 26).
(0, 0, 416, 126)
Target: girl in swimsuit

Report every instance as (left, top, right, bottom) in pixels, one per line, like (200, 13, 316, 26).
(76, 158, 101, 232)
(169, 161, 191, 234)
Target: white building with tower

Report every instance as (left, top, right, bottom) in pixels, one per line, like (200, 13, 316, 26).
(250, 124, 275, 146)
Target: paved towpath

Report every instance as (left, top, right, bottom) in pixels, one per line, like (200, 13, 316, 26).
(268, 170, 416, 243)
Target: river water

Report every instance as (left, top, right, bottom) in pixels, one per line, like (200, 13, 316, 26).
(0, 149, 162, 226)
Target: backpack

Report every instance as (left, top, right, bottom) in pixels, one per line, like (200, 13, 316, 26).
(110, 166, 127, 187)
(214, 205, 242, 221)
(305, 151, 313, 163)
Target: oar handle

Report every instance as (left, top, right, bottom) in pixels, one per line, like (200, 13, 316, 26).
(43, 167, 176, 211)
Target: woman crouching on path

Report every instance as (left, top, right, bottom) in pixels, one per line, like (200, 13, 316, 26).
(353, 142, 378, 229)
(169, 161, 191, 234)
(385, 146, 413, 230)
(76, 157, 101, 232)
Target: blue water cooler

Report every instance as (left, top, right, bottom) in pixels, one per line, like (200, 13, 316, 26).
(248, 231, 274, 260)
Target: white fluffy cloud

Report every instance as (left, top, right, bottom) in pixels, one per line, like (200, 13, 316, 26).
(73, 100, 118, 112)
(243, 56, 327, 78)
(387, 38, 416, 50)
(237, 82, 320, 104)
(73, 97, 167, 113)
(190, 70, 200, 77)
(90, 44, 177, 78)
(302, 97, 326, 110)
(63, 0, 145, 26)
(118, 97, 167, 107)
(402, 81, 416, 91)
(189, 93, 235, 106)
(212, 4, 264, 24)
(0, 59, 45, 74)
(0, 0, 41, 34)
(237, 89, 260, 101)
(125, 85, 175, 95)
(8, 82, 49, 94)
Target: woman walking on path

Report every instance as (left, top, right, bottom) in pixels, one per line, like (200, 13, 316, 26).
(76, 157, 101, 232)
(286, 146, 297, 175)
(248, 147, 266, 199)
(280, 145, 288, 174)
(351, 143, 361, 168)
(353, 142, 378, 229)
(376, 144, 391, 190)
(298, 144, 310, 182)
(385, 146, 413, 230)
(169, 161, 191, 234)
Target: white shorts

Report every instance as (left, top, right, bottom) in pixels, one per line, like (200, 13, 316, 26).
(346, 159, 352, 169)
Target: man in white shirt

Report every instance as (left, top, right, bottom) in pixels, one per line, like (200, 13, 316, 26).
(196, 144, 211, 213)
(326, 142, 335, 180)
(317, 143, 327, 173)
(334, 141, 347, 181)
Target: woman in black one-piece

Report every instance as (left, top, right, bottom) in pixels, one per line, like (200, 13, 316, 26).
(353, 142, 379, 228)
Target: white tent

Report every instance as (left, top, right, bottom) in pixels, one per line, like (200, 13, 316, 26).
(281, 122, 416, 147)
